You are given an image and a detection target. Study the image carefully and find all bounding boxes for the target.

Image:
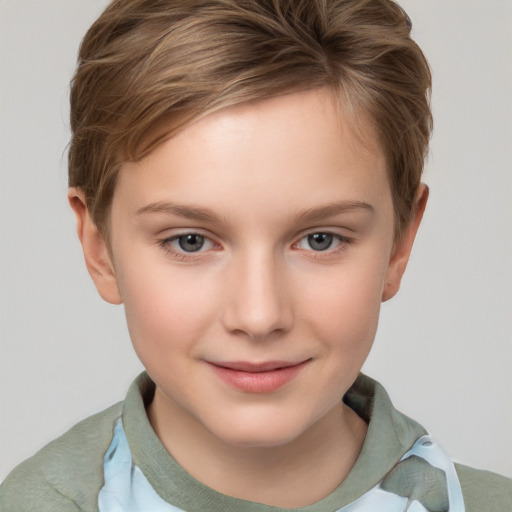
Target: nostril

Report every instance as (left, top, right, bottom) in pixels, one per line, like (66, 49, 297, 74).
(220, 256, 293, 339)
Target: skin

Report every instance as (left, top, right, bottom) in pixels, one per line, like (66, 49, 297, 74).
(69, 88, 427, 507)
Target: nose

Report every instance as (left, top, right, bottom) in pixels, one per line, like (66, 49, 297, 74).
(221, 250, 293, 341)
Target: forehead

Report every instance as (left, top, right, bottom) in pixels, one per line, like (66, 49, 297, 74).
(115, 88, 390, 222)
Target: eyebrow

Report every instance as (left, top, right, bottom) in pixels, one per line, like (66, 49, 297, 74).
(136, 200, 374, 224)
(294, 201, 375, 223)
(136, 202, 220, 222)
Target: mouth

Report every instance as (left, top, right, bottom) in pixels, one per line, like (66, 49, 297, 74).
(206, 359, 311, 393)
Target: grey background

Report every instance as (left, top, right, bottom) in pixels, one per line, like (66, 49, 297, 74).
(1, 0, 511, 480)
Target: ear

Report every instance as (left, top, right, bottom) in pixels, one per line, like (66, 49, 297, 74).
(68, 188, 122, 305)
(382, 184, 429, 302)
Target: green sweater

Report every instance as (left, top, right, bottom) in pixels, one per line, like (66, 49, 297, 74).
(1, 373, 510, 511)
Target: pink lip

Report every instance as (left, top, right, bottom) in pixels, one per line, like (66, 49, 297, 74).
(207, 360, 310, 393)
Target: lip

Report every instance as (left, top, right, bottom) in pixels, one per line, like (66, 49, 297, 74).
(207, 359, 310, 393)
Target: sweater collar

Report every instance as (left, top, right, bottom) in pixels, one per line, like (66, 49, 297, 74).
(123, 372, 427, 512)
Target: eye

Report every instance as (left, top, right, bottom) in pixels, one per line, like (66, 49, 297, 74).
(296, 232, 347, 252)
(306, 233, 333, 251)
(175, 233, 206, 252)
(160, 233, 216, 254)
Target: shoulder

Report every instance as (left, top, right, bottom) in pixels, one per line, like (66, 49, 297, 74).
(456, 463, 512, 512)
(0, 402, 123, 512)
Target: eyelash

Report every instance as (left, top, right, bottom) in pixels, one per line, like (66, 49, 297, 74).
(293, 232, 351, 257)
(157, 231, 352, 261)
(158, 233, 219, 261)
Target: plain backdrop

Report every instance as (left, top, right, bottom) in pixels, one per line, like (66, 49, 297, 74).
(1, 0, 511, 481)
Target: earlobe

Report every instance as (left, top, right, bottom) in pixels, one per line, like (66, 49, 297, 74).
(382, 184, 429, 302)
(67, 188, 122, 305)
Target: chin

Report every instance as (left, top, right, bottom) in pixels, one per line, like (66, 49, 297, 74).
(207, 412, 310, 449)
(218, 431, 300, 449)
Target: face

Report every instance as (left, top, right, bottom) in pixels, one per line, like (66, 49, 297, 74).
(85, 89, 413, 448)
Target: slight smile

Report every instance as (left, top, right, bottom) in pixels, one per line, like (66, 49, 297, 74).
(207, 360, 311, 393)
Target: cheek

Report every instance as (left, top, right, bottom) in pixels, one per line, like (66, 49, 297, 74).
(116, 260, 219, 360)
(297, 256, 388, 350)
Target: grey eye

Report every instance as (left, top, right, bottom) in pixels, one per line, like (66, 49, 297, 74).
(307, 233, 333, 251)
(178, 234, 205, 252)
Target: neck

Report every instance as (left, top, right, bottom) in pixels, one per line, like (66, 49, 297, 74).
(148, 390, 367, 508)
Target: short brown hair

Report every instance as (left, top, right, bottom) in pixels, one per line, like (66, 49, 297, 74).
(69, 0, 432, 238)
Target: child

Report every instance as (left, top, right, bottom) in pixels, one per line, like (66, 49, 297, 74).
(1, 0, 510, 511)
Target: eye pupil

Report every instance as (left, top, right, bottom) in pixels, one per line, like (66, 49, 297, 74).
(308, 233, 333, 251)
(178, 234, 205, 252)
